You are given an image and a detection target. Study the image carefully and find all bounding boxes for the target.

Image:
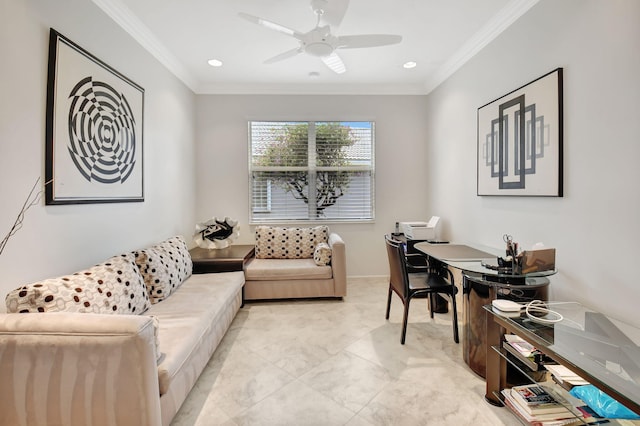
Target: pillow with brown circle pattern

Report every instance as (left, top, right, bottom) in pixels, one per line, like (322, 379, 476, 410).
(5, 253, 150, 314)
(133, 235, 193, 304)
(255, 226, 329, 259)
(313, 242, 332, 266)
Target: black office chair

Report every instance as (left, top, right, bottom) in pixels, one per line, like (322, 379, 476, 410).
(384, 235, 459, 344)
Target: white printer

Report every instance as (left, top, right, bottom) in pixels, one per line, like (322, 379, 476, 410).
(400, 216, 440, 240)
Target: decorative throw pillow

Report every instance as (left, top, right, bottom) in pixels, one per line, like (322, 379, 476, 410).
(5, 253, 150, 314)
(134, 235, 193, 304)
(313, 242, 332, 266)
(255, 226, 329, 259)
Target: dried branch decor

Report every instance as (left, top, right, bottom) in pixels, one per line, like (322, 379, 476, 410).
(0, 178, 48, 256)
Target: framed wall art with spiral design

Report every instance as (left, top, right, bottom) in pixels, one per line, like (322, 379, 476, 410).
(45, 28, 144, 205)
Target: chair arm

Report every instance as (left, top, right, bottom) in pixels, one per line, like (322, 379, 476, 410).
(405, 253, 424, 259)
(407, 264, 429, 273)
(0, 313, 161, 426)
(328, 233, 347, 297)
(435, 265, 456, 285)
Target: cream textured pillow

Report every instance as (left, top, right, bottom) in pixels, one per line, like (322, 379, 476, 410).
(134, 235, 193, 304)
(255, 226, 329, 259)
(313, 242, 332, 266)
(5, 253, 150, 314)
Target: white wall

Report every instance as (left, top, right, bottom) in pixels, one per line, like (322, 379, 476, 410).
(0, 0, 197, 309)
(425, 0, 640, 327)
(195, 95, 430, 276)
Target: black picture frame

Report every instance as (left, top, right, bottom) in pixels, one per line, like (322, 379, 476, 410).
(45, 28, 144, 205)
(477, 68, 563, 197)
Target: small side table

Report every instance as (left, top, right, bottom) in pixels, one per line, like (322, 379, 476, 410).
(189, 245, 255, 273)
(189, 245, 255, 307)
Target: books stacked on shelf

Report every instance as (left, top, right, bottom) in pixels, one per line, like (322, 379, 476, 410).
(504, 334, 539, 358)
(544, 364, 590, 391)
(503, 334, 553, 372)
(502, 384, 596, 426)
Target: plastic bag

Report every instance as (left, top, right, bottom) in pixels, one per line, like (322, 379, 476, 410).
(569, 385, 640, 420)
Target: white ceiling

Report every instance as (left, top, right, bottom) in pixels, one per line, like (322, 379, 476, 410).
(93, 0, 539, 95)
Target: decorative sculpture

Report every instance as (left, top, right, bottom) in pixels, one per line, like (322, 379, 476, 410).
(193, 217, 240, 249)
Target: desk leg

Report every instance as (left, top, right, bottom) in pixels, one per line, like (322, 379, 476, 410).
(485, 309, 506, 406)
(241, 286, 245, 308)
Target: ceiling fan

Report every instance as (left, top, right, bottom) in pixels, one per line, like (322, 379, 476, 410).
(239, 0, 402, 74)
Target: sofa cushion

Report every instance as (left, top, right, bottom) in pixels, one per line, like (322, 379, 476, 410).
(134, 236, 193, 304)
(244, 258, 332, 281)
(313, 242, 332, 266)
(146, 271, 244, 395)
(255, 226, 329, 259)
(5, 253, 150, 314)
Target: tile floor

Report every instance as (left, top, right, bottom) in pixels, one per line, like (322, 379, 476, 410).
(171, 277, 519, 426)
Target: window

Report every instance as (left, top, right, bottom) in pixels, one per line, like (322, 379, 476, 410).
(252, 178, 272, 213)
(249, 121, 375, 223)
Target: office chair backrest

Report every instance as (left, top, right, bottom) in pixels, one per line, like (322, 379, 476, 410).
(385, 235, 409, 299)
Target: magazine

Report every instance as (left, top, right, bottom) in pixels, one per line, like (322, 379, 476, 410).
(501, 390, 583, 426)
(511, 384, 556, 406)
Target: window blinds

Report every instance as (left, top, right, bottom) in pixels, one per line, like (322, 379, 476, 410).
(249, 121, 375, 222)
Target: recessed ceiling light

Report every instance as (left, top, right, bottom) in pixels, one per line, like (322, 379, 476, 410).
(207, 59, 223, 67)
(403, 61, 417, 69)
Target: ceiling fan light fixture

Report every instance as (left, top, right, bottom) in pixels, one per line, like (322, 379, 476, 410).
(403, 61, 417, 69)
(208, 59, 223, 67)
(305, 42, 334, 57)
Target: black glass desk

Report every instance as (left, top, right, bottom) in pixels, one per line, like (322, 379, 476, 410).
(414, 242, 555, 377)
(413, 242, 497, 264)
(485, 303, 640, 416)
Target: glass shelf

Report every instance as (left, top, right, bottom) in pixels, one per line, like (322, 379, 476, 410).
(491, 343, 636, 425)
(491, 344, 586, 424)
(484, 302, 640, 419)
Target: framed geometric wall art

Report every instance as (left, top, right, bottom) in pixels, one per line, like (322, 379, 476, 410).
(477, 68, 563, 197)
(45, 28, 144, 205)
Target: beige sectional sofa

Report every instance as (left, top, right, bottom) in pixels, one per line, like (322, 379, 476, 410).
(243, 226, 347, 300)
(0, 236, 244, 426)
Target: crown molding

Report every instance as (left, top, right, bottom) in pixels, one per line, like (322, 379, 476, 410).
(92, 0, 199, 91)
(424, 0, 540, 94)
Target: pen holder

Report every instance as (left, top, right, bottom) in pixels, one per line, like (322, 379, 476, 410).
(497, 256, 523, 274)
(512, 261, 522, 275)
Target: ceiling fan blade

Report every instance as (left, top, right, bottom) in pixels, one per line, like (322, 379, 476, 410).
(264, 48, 303, 64)
(337, 34, 402, 49)
(315, 0, 350, 28)
(238, 12, 303, 40)
(321, 52, 346, 74)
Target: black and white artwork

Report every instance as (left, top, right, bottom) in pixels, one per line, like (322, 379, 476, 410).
(45, 29, 144, 204)
(477, 68, 563, 197)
